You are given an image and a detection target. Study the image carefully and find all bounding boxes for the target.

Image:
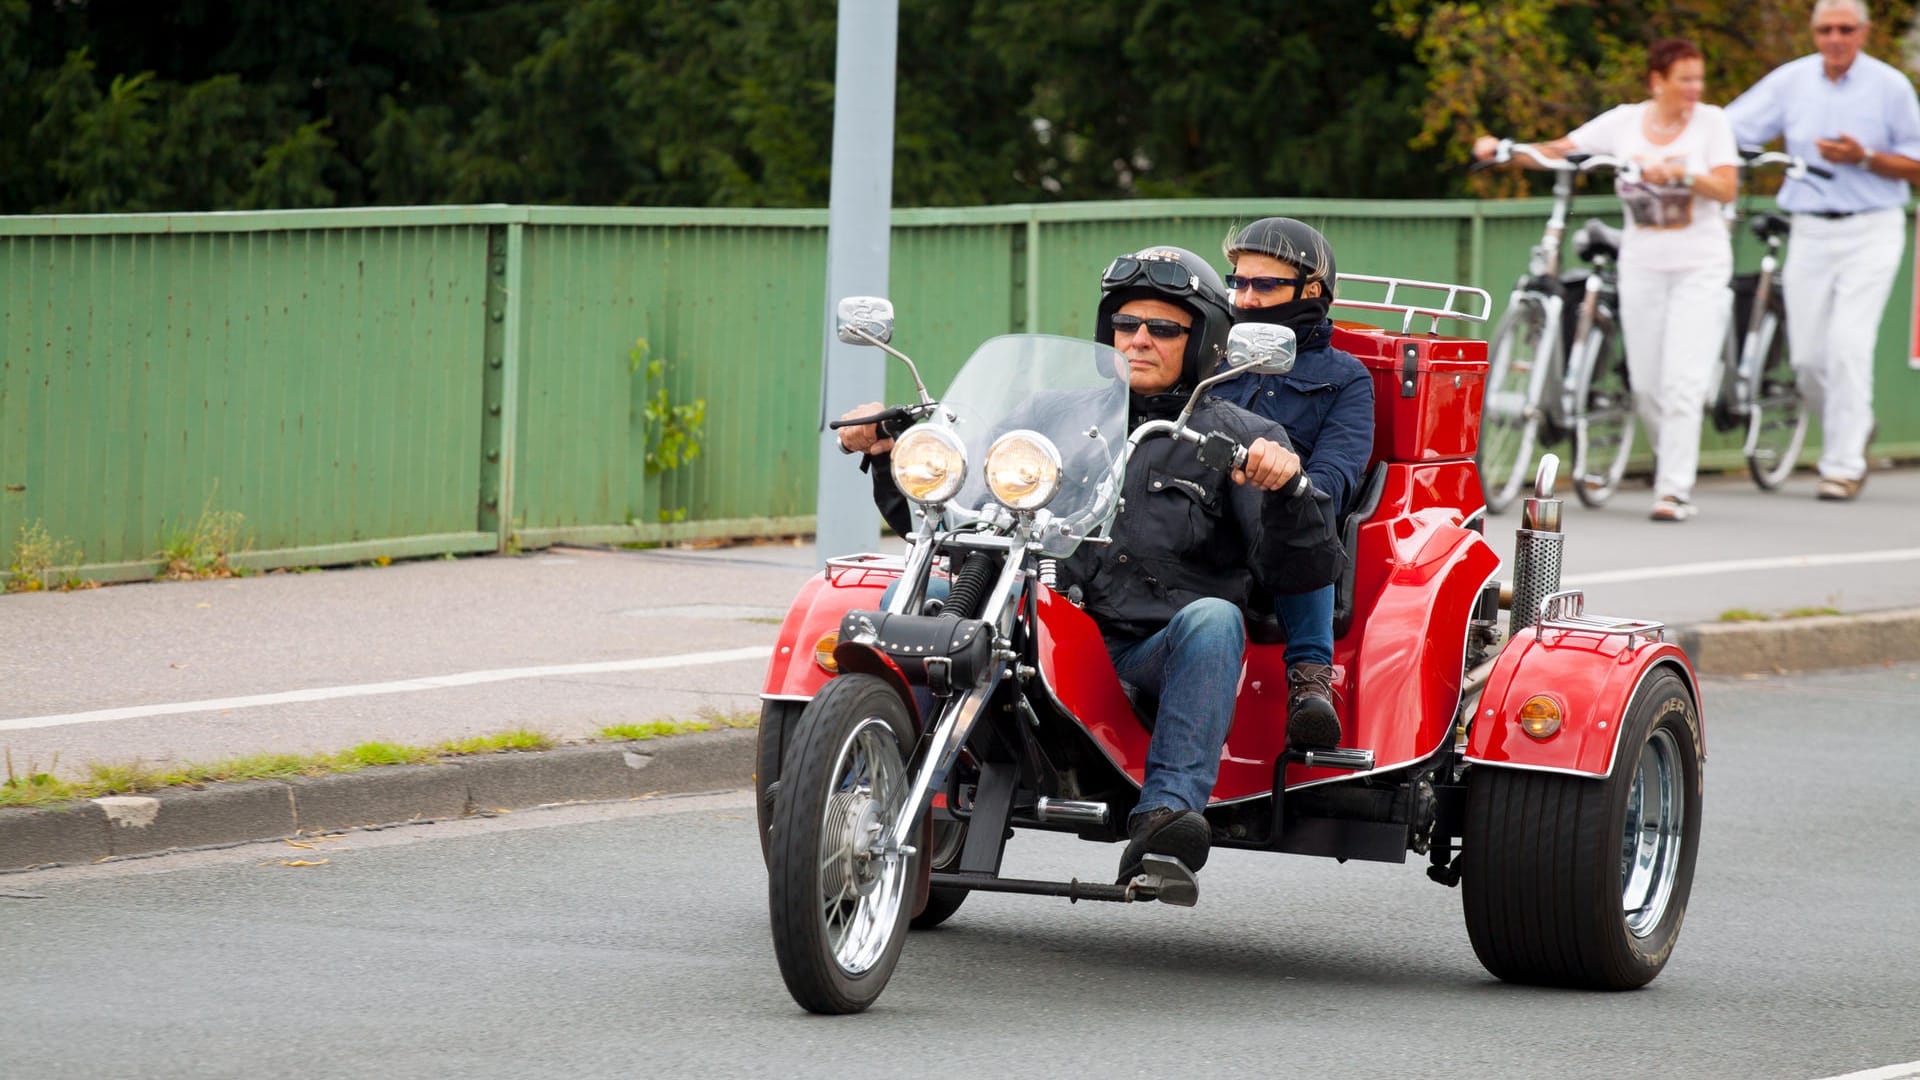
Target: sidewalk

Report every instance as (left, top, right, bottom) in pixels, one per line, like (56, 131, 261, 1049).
(6, 464, 1919, 871)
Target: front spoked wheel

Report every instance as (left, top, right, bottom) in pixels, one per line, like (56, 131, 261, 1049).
(1462, 669, 1703, 989)
(1570, 312, 1638, 508)
(1743, 295, 1806, 490)
(1478, 296, 1550, 514)
(768, 674, 918, 1014)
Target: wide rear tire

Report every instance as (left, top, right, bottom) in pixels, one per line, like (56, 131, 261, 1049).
(768, 674, 918, 1014)
(1478, 296, 1551, 514)
(1462, 669, 1703, 989)
(911, 815, 970, 929)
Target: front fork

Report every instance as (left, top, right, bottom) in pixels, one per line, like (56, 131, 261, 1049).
(873, 543, 1030, 858)
(1553, 272, 1606, 424)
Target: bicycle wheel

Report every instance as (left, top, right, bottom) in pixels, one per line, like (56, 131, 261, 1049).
(1570, 308, 1638, 508)
(1477, 295, 1550, 514)
(1743, 291, 1806, 490)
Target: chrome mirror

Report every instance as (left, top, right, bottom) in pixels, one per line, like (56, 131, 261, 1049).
(1226, 323, 1296, 376)
(835, 296, 896, 345)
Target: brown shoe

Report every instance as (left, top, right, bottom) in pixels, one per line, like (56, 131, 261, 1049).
(1115, 807, 1211, 883)
(1286, 663, 1342, 749)
(1816, 475, 1864, 501)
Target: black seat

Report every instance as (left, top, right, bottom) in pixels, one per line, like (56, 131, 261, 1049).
(1750, 212, 1792, 243)
(1573, 218, 1621, 265)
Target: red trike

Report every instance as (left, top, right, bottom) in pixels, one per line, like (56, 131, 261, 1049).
(758, 286, 1704, 1014)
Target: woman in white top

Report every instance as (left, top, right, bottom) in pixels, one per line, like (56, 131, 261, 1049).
(1474, 39, 1741, 522)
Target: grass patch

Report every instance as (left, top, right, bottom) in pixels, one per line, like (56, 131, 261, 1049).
(1717, 608, 1771, 623)
(5, 521, 96, 593)
(1781, 606, 1842, 619)
(158, 499, 251, 581)
(436, 729, 554, 755)
(2, 713, 751, 810)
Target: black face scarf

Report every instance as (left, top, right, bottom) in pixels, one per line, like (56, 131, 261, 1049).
(1233, 295, 1330, 341)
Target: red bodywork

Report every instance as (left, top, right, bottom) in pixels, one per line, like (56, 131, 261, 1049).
(763, 320, 1670, 803)
(1466, 626, 1701, 777)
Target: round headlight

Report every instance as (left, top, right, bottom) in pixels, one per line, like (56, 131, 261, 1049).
(890, 425, 966, 504)
(984, 430, 1062, 511)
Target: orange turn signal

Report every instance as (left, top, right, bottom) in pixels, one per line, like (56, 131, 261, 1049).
(812, 631, 841, 673)
(1519, 695, 1563, 739)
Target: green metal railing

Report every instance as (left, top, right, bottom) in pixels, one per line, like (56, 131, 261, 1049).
(3, 199, 1915, 580)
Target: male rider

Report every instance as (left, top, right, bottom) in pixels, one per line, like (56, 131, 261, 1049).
(837, 246, 1344, 884)
(1215, 218, 1375, 751)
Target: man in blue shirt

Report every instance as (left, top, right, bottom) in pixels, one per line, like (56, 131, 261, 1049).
(1726, 0, 1920, 501)
(1214, 218, 1375, 750)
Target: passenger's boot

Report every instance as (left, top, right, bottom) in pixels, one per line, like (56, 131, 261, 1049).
(1286, 662, 1341, 749)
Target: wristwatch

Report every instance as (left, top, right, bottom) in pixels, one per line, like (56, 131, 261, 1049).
(1862, 148, 1877, 171)
(1680, 171, 1695, 189)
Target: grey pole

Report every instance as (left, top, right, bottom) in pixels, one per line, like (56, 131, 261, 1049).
(814, 0, 898, 565)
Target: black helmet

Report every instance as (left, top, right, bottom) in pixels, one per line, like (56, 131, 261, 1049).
(1224, 217, 1337, 298)
(1094, 245, 1235, 388)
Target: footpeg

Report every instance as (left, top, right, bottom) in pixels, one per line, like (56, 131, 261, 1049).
(1125, 853, 1199, 907)
(1287, 746, 1375, 771)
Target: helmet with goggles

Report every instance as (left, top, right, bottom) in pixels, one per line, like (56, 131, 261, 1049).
(1094, 245, 1234, 390)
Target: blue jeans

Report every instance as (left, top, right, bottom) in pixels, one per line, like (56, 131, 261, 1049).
(1105, 597, 1247, 821)
(1275, 584, 1334, 667)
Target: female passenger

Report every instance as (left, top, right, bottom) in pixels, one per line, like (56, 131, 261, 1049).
(1474, 38, 1740, 522)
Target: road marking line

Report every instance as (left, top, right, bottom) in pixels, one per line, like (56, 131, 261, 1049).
(0, 646, 774, 733)
(1562, 547, 1920, 587)
(1812, 1061, 1920, 1080)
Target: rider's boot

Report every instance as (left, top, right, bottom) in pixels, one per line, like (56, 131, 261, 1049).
(1286, 663, 1341, 749)
(1115, 806, 1211, 884)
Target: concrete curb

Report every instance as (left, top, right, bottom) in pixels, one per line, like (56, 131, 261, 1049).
(0, 730, 753, 873)
(7, 608, 1920, 873)
(1672, 606, 1920, 675)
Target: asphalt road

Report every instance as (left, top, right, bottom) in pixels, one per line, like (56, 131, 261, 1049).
(4, 664, 1917, 1080)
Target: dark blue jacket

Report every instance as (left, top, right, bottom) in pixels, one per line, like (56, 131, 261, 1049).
(1213, 319, 1375, 514)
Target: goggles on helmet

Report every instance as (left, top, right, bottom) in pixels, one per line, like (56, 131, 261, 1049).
(1101, 256, 1200, 296)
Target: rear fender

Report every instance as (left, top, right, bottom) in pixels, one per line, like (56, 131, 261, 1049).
(1465, 627, 1701, 778)
(760, 557, 901, 700)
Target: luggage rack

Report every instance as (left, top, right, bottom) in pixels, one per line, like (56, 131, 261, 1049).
(1334, 273, 1494, 334)
(1534, 589, 1666, 647)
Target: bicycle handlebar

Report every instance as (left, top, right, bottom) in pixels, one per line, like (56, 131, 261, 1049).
(1473, 139, 1642, 181)
(1738, 148, 1835, 181)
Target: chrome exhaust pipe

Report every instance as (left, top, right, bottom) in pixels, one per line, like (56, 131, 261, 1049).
(1034, 797, 1110, 827)
(1509, 455, 1565, 638)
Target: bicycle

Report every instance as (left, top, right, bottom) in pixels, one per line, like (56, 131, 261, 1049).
(1705, 148, 1832, 489)
(1473, 141, 1641, 514)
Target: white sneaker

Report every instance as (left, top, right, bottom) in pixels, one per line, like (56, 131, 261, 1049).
(1649, 495, 1695, 522)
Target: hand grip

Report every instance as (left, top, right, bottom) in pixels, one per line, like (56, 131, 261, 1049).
(1806, 163, 1836, 179)
(829, 406, 913, 438)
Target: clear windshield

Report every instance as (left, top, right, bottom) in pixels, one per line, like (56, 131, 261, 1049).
(930, 334, 1129, 557)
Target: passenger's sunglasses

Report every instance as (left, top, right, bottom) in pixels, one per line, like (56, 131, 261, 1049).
(1225, 274, 1304, 294)
(1102, 256, 1200, 294)
(1109, 313, 1190, 339)
(1815, 23, 1861, 35)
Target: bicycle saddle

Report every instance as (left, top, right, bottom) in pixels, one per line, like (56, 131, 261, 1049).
(1749, 212, 1792, 242)
(1573, 218, 1622, 264)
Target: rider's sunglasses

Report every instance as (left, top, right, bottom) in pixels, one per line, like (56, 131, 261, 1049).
(1225, 274, 1304, 294)
(1110, 313, 1190, 339)
(1102, 256, 1200, 294)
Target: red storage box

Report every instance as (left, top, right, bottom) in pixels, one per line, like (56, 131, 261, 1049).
(1333, 323, 1488, 464)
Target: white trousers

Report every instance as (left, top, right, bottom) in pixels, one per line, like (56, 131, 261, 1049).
(1783, 208, 1905, 482)
(1617, 263, 1732, 501)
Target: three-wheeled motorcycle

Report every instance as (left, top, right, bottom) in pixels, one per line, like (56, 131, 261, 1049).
(758, 282, 1704, 1014)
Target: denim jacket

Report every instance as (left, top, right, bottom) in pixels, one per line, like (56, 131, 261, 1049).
(1212, 319, 1375, 514)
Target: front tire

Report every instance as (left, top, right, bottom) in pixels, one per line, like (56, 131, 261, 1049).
(754, 699, 804, 867)
(1478, 296, 1551, 514)
(1742, 295, 1806, 491)
(1570, 312, 1638, 508)
(1462, 669, 1703, 989)
(768, 675, 918, 1014)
